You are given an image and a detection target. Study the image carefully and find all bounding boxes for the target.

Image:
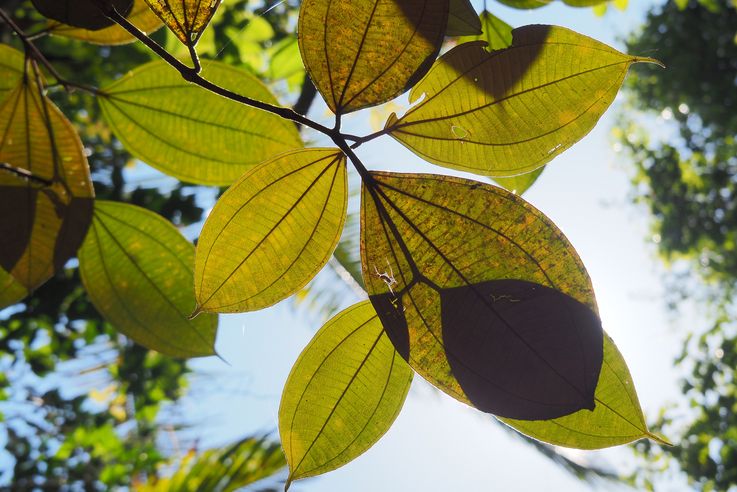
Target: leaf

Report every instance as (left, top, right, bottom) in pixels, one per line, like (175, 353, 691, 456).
(0, 44, 24, 101)
(144, 0, 222, 45)
(98, 60, 302, 185)
(136, 436, 285, 492)
(298, 0, 449, 114)
(496, 0, 550, 9)
(458, 10, 513, 52)
(500, 333, 666, 449)
(195, 149, 348, 314)
(78, 200, 218, 358)
(31, 0, 133, 31)
(385, 25, 661, 177)
(0, 267, 27, 309)
(48, 0, 163, 46)
(492, 167, 544, 195)
(361, 171, 604, 420)
(279, 301, 413, 488)
(0, 63, 94, 297)
(446, 0, 481, 37)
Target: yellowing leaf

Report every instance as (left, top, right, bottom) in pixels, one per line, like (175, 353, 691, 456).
(458, 10, 513, 52)
(78, 201, 218, 358)
(31, 0, 133, 30)
(195, 149, 347, 313)
(446, 0, 481, 36)
(361, 171, 603, 420)
(98, 60, 302, 185)
(0, 63, 94, 298)
(386, 25, 660, 177)
(280, 301, 412, 488)
(48, 0, 163, 45)
(492, 167, 544, 195)
(298, 0, 449, 114)
(144, 0, 222, 45)
(0, 44, 24, 101)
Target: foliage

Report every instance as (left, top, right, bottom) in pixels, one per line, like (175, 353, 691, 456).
(0, 0, 668, 489)
(619, 1, 737, 490)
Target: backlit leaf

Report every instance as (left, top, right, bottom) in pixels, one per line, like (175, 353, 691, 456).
(298, 0, 449, 114)
(195, 149, 347, 314)
(31, 0, 133, 30)
(280, 301, 412, 488)
(144, 0, 222, 45)
(78, 201, 218, 358)
(386, 25, 660, 176)
(48, 0, 163, 45)
(458, 10, 513, 51)
(0, 63, 94, 298)
(496, 0, 549, 9)
(0, 45, 24, 101)
(98, 60, 302, 185)
(492, 167, 544, 195)
(0, 267, 27, 309)
(446, 0, 481, 37)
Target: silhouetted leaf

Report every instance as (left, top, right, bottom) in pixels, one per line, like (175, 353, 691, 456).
(0, 63, 94, 301)
(458, 10, 513, 51)
(386, 25, 660, 176)
(31, 0, 133, 30)
(0, 44, 24, 101)
(446, 0, 481, 36)
(98, 60, 302, 185)
(361, 171, 602, 420)
(48, 0, 163, 45)
(298, 0, 449, 114)
(280, 301, 412, 488)
(195, 149, 347, 314)
(493, 167, 544, 195)
(144, 0, 222, 45)
(78, 201, 218, 358)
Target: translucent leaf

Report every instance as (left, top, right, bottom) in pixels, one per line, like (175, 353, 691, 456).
(492, 167, 544, 195)
(386, 25, 661, 176)
(48, 0, 163, 46)
(280, 301, 412, 488)
(0, 267, 27, 309)
(0, 64, 94, 299)
(458, 10, 513, 51)
(496, 0, 550, 9)
(298, 0, 449, 114)
(98, 60, 302, 185)
(195, 149, 347, 314)
(144, 0, 222, 45)
(31, 0, 133, 30)
(78, 201, 218, 358)
(0, 44, 24, 101)
(446, 0, 481, 36)
(361, 171, 604, 421)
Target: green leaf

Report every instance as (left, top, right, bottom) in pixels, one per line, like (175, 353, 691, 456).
(194, 148, 348, 314)
(492, 167, 544, 195)
(144, 0, 222, 45)
(458, 10, 513, 52)
(78, 200, 218, 358)
(496, 0, 550, 9)
(98, 60, 302, 185)
(48, 0, 163, 46)
(280, 300, 413, 488)
(361, 172, 604, 421)
(298, 0, 449, 114)
(0, 63, 94, 299)
(0, 267, 27, 309)
(0, 44, 24, 101)
(31, 0, 133, 30)
(500, 333, 669, 449)
(386, 25, 661, 177)
(446, 0, 481, 36)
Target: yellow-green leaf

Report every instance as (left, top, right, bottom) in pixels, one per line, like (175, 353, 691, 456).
(458, 10, 513, 51)
(386, 25, 660, 177)
(79, 201, 217, 358)
(0, 267, 27, 309)
(195, 149, 347, 313)
(492, 167, 544, 195)
(98, 60, 302, 185)
(280, 301, 413, 488)
(298, 0, 449, 114)
(446, 0, 481, 36)
(48, 0, 163, 45)
(0, 63, 94, 297)
(0, 44, 24, 101)
(496, 0, 550, 9)
(144, 0, 222, 45)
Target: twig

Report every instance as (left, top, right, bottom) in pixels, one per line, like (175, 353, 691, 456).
(0, 162, 53, 187)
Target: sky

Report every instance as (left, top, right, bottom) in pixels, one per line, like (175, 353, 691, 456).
(177, 1, 697, 491)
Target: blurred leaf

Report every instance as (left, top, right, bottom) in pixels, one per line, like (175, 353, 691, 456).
(78, 200, 218, 358)
(144, 0, 222, 45)
(496, 0, 550, 9)
(0, 62, 94, 303)
(0, 266, 27, 308)
(280, 301, 412, 488)
(98, 60, 302, 185)
(298, 0, 449, 114)
(48, 0, 164, 46)
(31, 0, 133, 30)
(0, 44, 24, 101)
(195, 149, 347, 313)
(492, 167, 544, 195)
(386, 25, 660, 177)
(446, 0, 481, 36)
(458, 10, 513, 51)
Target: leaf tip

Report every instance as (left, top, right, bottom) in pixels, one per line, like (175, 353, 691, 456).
(284, 476, 293, 492)
(633, 56, 665, 69)
(189, 305, 203, 320)
(646, 431, 673, 447)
